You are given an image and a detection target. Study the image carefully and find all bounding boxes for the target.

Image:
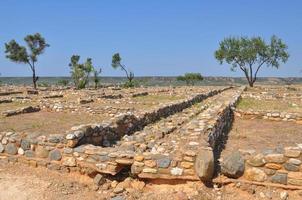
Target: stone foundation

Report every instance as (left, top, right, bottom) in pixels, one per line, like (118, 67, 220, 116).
(221, 145, 302, 187)
(0, 86, 245, 182)
(235, 109, 302, 122)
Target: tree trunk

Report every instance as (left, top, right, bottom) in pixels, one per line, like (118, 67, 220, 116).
(32, 68, 37, 90)
(248, 80, 254, 87)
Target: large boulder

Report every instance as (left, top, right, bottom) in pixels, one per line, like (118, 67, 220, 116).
(194, 149, 214, 181)
(221, 151, 245, 178)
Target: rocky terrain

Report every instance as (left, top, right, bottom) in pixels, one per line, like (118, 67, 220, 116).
(0, 85, 302, 199)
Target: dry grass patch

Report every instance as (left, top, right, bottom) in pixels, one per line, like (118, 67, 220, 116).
(0, 111, 106, 135)
(237, 97, 302, 113)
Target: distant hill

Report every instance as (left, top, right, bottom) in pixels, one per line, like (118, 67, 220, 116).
(0, 76, 302, 86)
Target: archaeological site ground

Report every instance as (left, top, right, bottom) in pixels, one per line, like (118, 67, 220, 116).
(1, 1, 302, 200)
(0, 83, 301, 200)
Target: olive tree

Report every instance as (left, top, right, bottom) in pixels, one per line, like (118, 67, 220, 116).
(4, 33, 49, 89)
(215, 35, 289, 87)
(111, 53, 134, 87)
(93, 68, 102, 89)
(177, 73, 203, 85)
(69, 55, 95, 89)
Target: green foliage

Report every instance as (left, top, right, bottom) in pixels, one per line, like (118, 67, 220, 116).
(215, 35, 289, 87)
(69, 55, 96, 89)
(57, 79, 69, 86)
(93, 68, 102, 89)
(177, 73, 203, 85)
(123, 79, 140, 88)
(4, 33, 49, 89)
(37, 81, 49, 87)
(112, 53, 134, 85)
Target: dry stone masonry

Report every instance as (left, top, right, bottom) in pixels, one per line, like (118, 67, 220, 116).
(221, 145, 302, 187)
(0, 86, 247, 183)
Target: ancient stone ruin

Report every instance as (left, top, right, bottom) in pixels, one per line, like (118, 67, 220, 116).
(1, 85, 302, 199)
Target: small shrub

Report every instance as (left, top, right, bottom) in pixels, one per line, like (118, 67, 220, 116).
(57, 79, 69, 86)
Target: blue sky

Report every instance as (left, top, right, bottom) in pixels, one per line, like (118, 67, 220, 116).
(0, 0, 301, 77)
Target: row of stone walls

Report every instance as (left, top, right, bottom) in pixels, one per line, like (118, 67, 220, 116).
(65, 87, 231, 148)
(131, 88, 244, 181)
(0, 87, 249, 183)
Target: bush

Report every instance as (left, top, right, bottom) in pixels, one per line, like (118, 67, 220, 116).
(177, 73, 203, 85)
(57, 79, 69, 86)
(37, 81, 49, 87)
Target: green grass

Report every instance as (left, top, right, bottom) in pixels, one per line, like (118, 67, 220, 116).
(237, 97, 302, 113)
(134, 94, 184, 103)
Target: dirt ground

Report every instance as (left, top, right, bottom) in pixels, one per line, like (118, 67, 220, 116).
(0, 162, 99, 200)
(223, 117, 302, 155)
(1, 161, 302, 200)
(0, 111, 106, 135)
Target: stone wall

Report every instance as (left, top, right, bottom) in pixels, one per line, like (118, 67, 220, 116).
(234, 109, 302, 122)
(221, 145, 302, 187)
(64, 87, 230, 148)
(2, 106, 41, 117)
(0, 86, 246, 182)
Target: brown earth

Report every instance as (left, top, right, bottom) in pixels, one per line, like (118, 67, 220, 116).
(0, 111, 106, 135)
(223, 117, 302, 155)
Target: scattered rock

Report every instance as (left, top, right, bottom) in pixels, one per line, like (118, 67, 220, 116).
(94, 174, 105, 186)
(280, 191, 288, 200)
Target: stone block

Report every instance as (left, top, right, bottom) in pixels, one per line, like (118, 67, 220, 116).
(245, 167, 267, 182)
(247, 153, 266, 167)
(221, 151, 244, 178)
(270, 173, 287, 185)
(284, 147, 301, 158)
(194, 149, 214, 181)
(264, 154, 285, 164)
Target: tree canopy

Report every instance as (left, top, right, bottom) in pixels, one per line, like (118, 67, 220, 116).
(112, 53, 134, 87)
(177, 73, 203, 85)
(69, 55, 96, 89)
(215, 35, 289, 87)
(4, 33, 49, 89)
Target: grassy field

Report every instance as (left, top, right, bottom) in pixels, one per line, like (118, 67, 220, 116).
(237, 97, 302, 113)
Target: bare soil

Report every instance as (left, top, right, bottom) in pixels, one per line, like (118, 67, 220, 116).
(223, 117, 302, 155)
(0, 162, 98, 200)
(0, 111, 106, 135)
